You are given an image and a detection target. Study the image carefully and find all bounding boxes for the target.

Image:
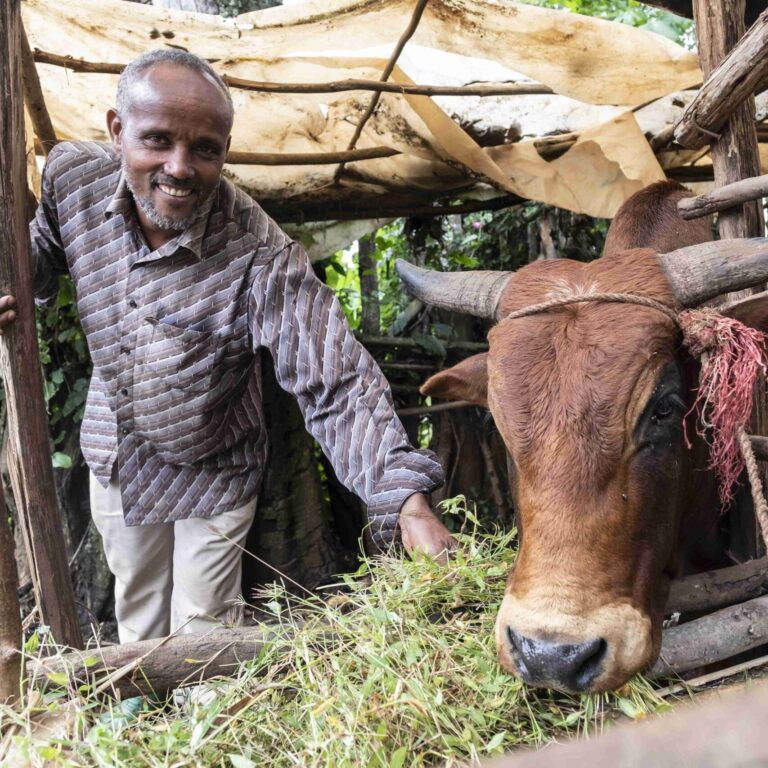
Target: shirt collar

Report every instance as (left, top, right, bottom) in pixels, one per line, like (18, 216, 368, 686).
(105, 173, 216, 261)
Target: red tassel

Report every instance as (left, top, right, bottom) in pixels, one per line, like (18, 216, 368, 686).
(681, 308, 768, 508)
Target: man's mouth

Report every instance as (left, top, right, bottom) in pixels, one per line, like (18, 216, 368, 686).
(156, 183, 195, 199)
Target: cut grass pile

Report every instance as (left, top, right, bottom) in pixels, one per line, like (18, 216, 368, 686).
(1, 499, 671, 767)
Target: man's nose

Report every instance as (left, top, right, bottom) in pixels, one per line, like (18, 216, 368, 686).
(163, 146, 194, 179)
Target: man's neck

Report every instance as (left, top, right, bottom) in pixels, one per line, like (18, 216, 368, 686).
(135, 204, 181, 252)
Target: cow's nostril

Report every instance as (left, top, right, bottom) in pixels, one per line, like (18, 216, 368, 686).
(506, 628, 607, 692)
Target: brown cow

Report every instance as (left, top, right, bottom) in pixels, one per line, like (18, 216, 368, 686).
(397, 181, 768, 693)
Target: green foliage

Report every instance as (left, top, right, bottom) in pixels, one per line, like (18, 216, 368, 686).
(35, 276, 91, 463)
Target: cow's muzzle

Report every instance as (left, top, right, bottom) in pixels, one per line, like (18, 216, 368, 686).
(506, 629, 607, 692)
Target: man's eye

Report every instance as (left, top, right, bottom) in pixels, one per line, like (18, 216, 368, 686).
(145, 135, 168, 146)
(197, 145, 221, 157)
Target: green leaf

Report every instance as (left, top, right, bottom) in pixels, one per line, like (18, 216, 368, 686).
(617, 697, 640, 719)
(389, 746, 408, 768)
(52, 452, 73, 469)
(46, 672, 70, 687)
(412, 334, 446, 359)
(484, 731, 507, 753)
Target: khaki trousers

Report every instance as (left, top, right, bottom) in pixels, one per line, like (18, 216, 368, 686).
(90, 472, 258, 644)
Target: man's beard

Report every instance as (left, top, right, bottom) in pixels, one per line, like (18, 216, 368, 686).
(122, 159, 209, 232)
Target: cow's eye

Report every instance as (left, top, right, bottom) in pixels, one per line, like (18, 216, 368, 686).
(652, 394, 684, 422)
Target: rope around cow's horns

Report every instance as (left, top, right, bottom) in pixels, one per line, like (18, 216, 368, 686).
(504, 292, 768, 548)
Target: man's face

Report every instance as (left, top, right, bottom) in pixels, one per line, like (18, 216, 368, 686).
(107, 63, 232, 235)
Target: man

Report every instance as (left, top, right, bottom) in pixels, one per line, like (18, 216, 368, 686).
(0, 49, 454, 645)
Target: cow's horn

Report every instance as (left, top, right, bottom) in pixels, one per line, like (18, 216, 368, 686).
(658, 238, 768, 307)
(395, 260, 513, 320)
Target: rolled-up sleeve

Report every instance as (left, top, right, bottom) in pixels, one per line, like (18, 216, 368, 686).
(29, 147, 69, 302)
(248, 242, 444, 546)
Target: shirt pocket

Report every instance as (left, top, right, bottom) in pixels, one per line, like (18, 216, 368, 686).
(134, 319, 217, 394)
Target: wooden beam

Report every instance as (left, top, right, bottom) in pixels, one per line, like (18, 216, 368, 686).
(29, 49, 553, 98)
(677, 173, 768, 218)
(19, 26, 56, 155)
(693, 0, 764, 239)
(0, 0, 82, 649)
(675, 8, 768, 149)
(650, 594, 768, 677)
(666, 557, 768, 613)
(0, 492, 22, 703)
(27, 626, 284, 698)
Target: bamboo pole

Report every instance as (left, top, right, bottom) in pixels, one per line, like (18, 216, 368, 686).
(0, 0, 82, 649)
(0, 492, 22, 703)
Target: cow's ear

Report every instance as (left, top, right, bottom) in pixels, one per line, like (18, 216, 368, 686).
(721, 291, 768, 331)
(420, 353, 489, 408)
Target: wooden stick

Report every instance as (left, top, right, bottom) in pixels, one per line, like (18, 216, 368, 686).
(675, 8, 768, 149)
(666, 557, 768, 614)
(226, 146, 399, 166)
(677, 174, 768, 219)
(653, 651, 768, 698)
(27, 626, 287, 698)
(334, 0, 430, 184)
(397, 400, 475, 417)
(19, 26, 56, 155)
(29, 49, 553, 98)
(223, 74, 554, 98)
(650, 594, 768, 678)
(266, 194, 524, 224)
(0, 492, 22, 703)
(358, 335, 487, 354)
(0, 0, 82, 649)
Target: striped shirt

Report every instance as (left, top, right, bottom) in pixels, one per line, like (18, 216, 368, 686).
(30, 141, 443, 545)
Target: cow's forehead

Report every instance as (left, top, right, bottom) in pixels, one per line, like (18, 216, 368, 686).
(487, 250, 680, 487)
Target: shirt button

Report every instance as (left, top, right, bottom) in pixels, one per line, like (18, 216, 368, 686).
(121, 427, 129, 436)
(121, 388, 128, 396)
(128, 299, 137, 308)
(120, 347, 130, 355)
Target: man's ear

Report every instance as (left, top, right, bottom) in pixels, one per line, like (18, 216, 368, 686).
(106, 108, 123, 150)
(420, 353, 489, 408)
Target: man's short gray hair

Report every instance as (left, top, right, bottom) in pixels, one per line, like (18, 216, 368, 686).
(116, 49, 234, 126)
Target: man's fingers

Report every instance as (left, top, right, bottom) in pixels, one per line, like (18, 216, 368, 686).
(0, 297, 18, 334)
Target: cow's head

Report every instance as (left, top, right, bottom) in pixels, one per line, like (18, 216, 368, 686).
(397, 185, 768, 693)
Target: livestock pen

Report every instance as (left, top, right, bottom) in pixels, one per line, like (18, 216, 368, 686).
(2, 0, 768, 765)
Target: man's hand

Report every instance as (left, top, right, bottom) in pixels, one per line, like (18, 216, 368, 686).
(0, 296, 17, 334)
(398, 492, 457, 565)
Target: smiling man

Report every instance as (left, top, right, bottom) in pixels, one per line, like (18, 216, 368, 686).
(0, 49, 453, 647)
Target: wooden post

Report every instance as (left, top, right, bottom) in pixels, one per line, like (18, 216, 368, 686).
(0, 0, 82, 648)
(0, 492, 22, 703)
(358, 233, 381, 336)
(693, 0, 767, 561)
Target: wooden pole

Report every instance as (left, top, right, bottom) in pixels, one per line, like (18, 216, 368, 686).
(0, 0, 82, 649)
(19, 25, 56, 156)
(675, 8, 768, 149)
(692, 0, 764, 239)
(693, 0, 767, 563)
(677, 173, 768, 219)
(0, 492, 22, 703)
